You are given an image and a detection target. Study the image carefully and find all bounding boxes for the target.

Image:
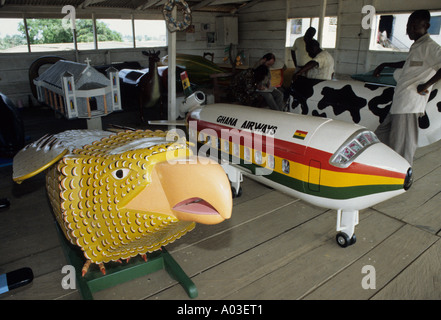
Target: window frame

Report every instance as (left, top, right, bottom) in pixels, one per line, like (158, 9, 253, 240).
(368, 10, 441, 53)
(286, 16, 338, 49)
(0, 14, 167, 53)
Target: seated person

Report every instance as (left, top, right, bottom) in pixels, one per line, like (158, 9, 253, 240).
(229, 68, 261, 106)
(253, 54, 285, 111)
(253, 52, 276, 68)
(292, 39, 334, 81)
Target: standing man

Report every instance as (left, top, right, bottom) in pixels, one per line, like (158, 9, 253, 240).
(291, 27, 316, 69)
(373, 10, 441, 164)
(292, 39, 335, 81)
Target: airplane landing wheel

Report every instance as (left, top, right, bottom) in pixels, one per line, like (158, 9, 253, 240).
(336, 232, 356, 248)
(232, 186, 242, 198)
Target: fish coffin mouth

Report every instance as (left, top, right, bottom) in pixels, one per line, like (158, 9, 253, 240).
(173, 197, 220, 216)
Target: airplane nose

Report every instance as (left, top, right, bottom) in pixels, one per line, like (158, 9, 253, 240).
(404, 167, 413, 190)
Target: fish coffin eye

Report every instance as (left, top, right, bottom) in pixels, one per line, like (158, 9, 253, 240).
(111, 168, 130, 180)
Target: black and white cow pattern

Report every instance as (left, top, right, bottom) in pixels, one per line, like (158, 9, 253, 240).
(289, 76, 441, 147)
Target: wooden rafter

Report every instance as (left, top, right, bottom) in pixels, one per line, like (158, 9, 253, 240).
(136, 0, 162, 10)
(78, 0, 108, 9)
(191, 0, 217, 11)
(231, 0, 264, 14)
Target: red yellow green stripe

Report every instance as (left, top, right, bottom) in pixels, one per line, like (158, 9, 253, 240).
(190, 118, 405, 199)
(293, 130, 308, 140)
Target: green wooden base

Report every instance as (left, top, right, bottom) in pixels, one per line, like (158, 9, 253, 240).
(56, 223, 198, 300)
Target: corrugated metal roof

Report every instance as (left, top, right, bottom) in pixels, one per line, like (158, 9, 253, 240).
(35, 60, 108, 89)
(1, 0, 254, 13)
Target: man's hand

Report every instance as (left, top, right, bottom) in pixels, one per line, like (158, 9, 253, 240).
(373, 61, 405, 77)
(373, 64, 384, 77)
(417, 83, 430, 95)
(291, 72, 300, 83)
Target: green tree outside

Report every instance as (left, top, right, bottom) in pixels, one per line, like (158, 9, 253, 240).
(0, 34, 27, 50)
(14, 18, 123, 45)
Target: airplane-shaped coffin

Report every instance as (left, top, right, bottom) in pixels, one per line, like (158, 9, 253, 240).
(186, 103, 413, 247)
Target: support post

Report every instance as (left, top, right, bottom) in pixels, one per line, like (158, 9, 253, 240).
(167, 6, 177, 129)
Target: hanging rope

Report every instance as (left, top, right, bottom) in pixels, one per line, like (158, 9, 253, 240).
(163, 0, 192, 32)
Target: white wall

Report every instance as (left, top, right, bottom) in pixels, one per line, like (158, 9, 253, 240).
(175, 12, 229, 64)
(236, 0, 287, 67)
(238, 0, 441, 76)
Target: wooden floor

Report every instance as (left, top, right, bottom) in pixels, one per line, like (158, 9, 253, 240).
(1, 105, 441, 300)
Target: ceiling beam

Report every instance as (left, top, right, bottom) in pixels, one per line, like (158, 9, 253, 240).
(231, 0, 264, 14)
(191, 0, 217, 11)
(136, 0, 161, 10)
(136, 0, 162, 10)
(78, 0, 108, 9)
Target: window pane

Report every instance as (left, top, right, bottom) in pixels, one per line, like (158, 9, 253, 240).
(286, 17, 319, 47)
(0, 18, 27, 53)
(370, 11, 441, 52)
(25, 18, 74, 52)
(75, 19, 96, 50)
(429, 15, 441, 35)
(286, 17, 336, 48)
(134, 20, 167, 48)
(322, 16, 337, 48)
(371, 14, 410, 51)
(286, 18, 312, 47)
(96, 19, 133, 49)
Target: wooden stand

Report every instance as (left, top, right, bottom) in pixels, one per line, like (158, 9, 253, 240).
(56, 223, 198, 300)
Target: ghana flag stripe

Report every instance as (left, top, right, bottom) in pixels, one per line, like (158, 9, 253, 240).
(192, 119, 406, 180)
(192, 120, 405, 198)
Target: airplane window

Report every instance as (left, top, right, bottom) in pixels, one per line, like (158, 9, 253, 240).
(212, 136, 218, 148)
(255, 150, 263, 165)
(268, 155, 275, 170)
(342, 146, 355, 159)
(244, 147, 251, 162)
(349, 140, 363, 152)
(223, 140, 229, 152)
(330, 130, 379, 168)
(282, 159, 290, 174)
(233, 143, 240, 157)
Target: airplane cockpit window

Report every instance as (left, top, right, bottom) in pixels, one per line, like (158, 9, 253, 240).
(329, 130, 379, 168)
